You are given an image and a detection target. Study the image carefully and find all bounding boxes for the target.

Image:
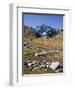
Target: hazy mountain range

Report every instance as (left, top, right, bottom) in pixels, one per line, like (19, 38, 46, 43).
(24, 24, 63, 38)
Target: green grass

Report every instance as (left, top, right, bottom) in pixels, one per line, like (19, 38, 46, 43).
(24, 48, 38, 53)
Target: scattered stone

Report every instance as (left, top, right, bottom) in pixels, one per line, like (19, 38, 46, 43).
(50, 61, 60, 70)
(24, 60, 63, 73)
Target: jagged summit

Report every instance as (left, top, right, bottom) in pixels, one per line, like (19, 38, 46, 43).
(24, 24, 63, 38)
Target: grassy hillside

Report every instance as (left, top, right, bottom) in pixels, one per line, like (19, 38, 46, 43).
(24, 30, 63, 74)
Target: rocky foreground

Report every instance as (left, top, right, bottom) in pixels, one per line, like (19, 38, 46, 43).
(24, 59, 63, 74)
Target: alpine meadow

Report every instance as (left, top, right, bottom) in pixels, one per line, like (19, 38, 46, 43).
(23, 14, 63, 74)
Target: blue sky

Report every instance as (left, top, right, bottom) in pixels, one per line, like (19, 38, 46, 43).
(23, 14, 63, 29)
